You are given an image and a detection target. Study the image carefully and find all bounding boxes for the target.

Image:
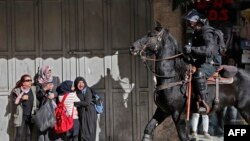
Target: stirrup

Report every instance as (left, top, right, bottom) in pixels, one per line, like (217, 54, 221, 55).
(201, 100, 210, 114)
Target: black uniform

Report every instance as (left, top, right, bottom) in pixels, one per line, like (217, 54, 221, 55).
(188, 25, 222, 104)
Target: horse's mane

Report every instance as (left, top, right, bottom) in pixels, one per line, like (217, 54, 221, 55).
(161, 28, 188, 81)
(175, 57, 188, 81)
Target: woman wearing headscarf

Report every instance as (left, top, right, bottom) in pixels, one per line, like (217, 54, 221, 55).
(35, 65, 61, 141)
(56, 80, 80, 141)
(74, 77, 97, 141)
(12, 74, 37, 141)
(36, 65, 60, 103)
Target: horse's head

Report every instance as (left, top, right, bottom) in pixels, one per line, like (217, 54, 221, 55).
(130, 22, 187, 82)
(130, 22, 166, 56)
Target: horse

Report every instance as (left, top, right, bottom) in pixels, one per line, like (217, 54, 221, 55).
(129, 22, 250, 141)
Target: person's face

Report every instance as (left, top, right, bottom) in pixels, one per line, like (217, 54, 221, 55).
(45, 69, 52, 79)
(189, 21, 197, 29)
(22, 76, 32, 88)
(45, 83, 54, 91)
(77, 81, 85, 90)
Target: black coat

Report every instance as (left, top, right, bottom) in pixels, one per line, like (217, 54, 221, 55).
(75, 87, 97, 141)
(188, 25, 222, 77)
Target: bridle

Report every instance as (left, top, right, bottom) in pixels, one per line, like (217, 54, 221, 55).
(139, 28, 165, 58)
(136, 28, 192, 92)
(138, 28, 183, 78)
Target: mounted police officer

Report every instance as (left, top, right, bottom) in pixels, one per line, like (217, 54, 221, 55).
(183, 9, 222, 112)
(183, 9, 222, 139)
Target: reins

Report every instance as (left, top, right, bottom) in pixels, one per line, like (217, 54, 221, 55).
(138, 28, 189, 90)
(139, 28, 184, 78)
(142, 53, 183, 78)
(140, 52, 189, 90)
(140, 53, 183, 62)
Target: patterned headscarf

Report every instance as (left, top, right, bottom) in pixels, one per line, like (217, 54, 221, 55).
(38, 65, 53, 85)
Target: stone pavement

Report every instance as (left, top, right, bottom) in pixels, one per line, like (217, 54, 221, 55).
(191, 134, 224, 141)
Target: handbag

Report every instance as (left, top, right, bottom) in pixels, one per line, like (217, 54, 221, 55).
(34, 99, 56, 132)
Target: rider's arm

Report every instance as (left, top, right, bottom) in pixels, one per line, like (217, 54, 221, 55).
(191, 32, 217, 57)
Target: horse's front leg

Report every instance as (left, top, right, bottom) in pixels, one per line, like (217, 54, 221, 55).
(172, 111, 195, 141)
(142, 107, 170, 141)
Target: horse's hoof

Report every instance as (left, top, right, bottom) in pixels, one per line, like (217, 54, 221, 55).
(142, 134, 152, 141)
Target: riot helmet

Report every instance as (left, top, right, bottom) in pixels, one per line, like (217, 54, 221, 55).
(184, 9, 200, 23)
(184, 9, 209, 26)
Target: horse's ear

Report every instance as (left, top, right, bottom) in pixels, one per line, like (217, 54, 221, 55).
(154, 21, 162, 32)
(154, 21, 162, 28)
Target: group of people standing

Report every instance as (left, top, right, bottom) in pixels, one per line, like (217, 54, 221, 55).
(11, 65, 99, 141)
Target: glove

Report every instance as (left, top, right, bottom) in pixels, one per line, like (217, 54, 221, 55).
(183, 45, 192, 54)
(183, 54, 192, 62)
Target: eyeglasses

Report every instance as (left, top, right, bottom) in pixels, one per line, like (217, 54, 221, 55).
(24, 79, 32, 82)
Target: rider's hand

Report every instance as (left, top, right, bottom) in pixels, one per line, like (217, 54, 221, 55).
(183, 45, 192, 54)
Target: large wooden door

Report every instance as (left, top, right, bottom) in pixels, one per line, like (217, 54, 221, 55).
(0, 0, 153, 140)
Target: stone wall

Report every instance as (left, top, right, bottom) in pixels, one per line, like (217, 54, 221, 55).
(154, 0, 183, 46)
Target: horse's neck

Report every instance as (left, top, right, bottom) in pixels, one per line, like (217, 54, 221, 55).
(155, 32, 187, 85)
(155, 47, 175, 85)
(155, 53, 187, 86)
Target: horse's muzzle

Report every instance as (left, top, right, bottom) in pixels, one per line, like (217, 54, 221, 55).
(129, 46, 135, 53)
(129, 46, 138, 55)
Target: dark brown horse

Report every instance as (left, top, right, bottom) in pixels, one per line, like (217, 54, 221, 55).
(130, 23, 250, 141)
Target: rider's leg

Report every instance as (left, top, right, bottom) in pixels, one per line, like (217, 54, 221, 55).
(193, 69, 210, 113)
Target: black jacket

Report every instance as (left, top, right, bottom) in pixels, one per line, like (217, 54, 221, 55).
(189, 25, 222, 67)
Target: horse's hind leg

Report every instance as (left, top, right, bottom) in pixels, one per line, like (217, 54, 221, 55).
(172, 111, 194, 141)
(142, 107, 170, 141)
(237, 107, 250, 124)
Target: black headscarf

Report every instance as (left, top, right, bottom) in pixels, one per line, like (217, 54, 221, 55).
(56, 80, 74, 95)
(74, 76, 87, 91)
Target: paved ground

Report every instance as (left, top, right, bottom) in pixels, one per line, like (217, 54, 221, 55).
(192, 134, 224, 141)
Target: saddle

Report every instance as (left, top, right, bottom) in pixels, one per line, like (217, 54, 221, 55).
(207, 65, 238, 84)
(192, 65, 238, 114)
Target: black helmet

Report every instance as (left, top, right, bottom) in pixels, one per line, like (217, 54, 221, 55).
(184, 9, 200, 22)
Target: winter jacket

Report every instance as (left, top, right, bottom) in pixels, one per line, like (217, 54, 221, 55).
(188, 25, 222, 76)
(12, 86, 37, 127)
